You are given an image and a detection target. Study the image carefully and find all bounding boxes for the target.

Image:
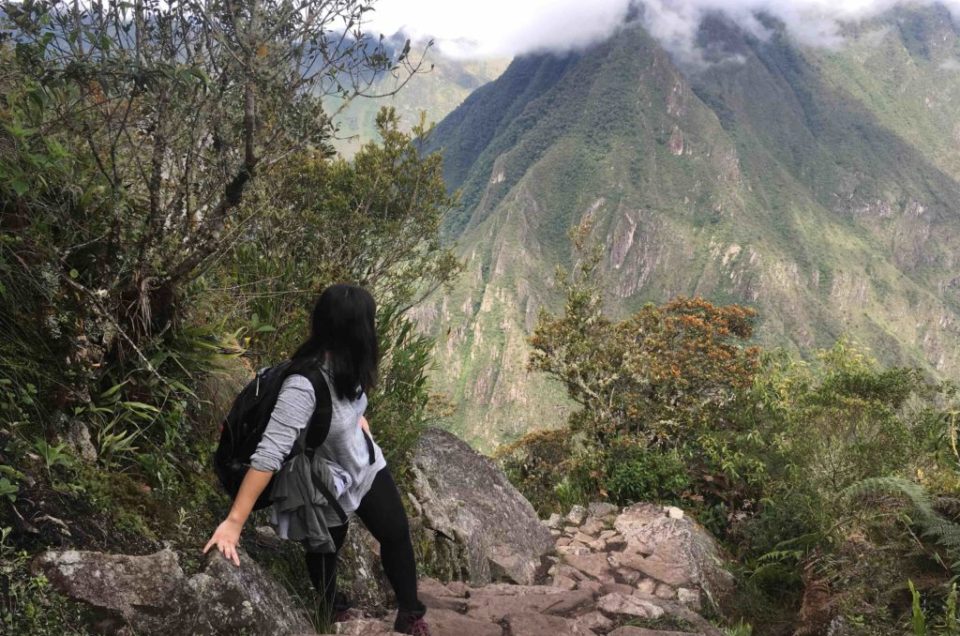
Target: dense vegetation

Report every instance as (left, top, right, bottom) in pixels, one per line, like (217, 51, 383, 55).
(499, 227, 960, 635)
(0, 1, 456, 632)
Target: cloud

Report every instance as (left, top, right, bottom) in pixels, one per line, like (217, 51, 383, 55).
(368, 0, 960, 62)
(634, 0, 960, 67)
(368, 0, 633, 58)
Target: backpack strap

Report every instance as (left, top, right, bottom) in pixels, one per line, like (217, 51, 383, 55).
(285, 358, 348, 525)
(308, 461, 348, 525)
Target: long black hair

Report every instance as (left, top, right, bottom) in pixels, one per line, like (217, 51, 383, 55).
(292, 284, 378, 401)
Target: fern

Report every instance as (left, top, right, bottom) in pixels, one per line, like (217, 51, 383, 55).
(945, 584, 958, 634)
(753, 532, 826, 569)
(911, 580, 928, 636)
(756, 548, 806, 564)
(844, 477, 960, 568)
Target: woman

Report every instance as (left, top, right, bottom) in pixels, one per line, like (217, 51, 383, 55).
(204, 284, 430, 635)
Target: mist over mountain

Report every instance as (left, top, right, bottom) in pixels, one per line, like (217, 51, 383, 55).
(326, 35, 508, 156)
(414, 3, 960, 449)
(370, 0, 960, 60)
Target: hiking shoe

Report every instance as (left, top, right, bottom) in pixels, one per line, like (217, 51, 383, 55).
(331, 591, 357, 622)
(396, 617, 430, 636)
(333, 608, 360, 622)
(393, 607, 429, 635)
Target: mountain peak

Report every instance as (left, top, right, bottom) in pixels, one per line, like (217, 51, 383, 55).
(418, 7, 960, 446)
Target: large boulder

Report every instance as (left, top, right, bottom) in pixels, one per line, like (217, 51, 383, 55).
(612, 503, 734, 611)
(409, 427, 554, 585)
(337, 521, 395, 611)
(33, 547, 316, 635)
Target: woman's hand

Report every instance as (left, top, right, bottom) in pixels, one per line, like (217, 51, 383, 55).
(359, 415, 370, 435)
(203, 518, 243, 566)
(202, 467, 272, 567)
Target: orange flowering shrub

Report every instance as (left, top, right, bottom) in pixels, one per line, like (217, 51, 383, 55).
(530, 294, 760, 448)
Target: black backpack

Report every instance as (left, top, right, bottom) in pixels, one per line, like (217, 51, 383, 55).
(213, 357, 338, 512)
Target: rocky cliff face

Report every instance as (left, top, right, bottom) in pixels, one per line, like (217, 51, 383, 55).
(418, 6, 960, 449)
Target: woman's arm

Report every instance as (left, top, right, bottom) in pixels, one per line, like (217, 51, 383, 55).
(203, 467, 273, 566)
(203, 374, 316, 566)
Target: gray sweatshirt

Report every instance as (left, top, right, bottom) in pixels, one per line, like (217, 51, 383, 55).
(249, 369, 386, 530)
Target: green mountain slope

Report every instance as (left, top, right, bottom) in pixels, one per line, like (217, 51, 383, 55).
(326, 39, 508, 157)
(414, 9, 960, 450)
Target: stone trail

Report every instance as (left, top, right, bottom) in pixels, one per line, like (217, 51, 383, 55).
(336, 502, 731, 636)
(32, 428, 734, 636)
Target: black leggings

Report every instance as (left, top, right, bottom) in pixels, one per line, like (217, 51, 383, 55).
(303, 467, 423, 616)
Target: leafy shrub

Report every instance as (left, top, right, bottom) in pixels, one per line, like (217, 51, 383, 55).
(497, 428, 574, 514)
(366, 305, 436, 489)
(603, 438, 690, 506)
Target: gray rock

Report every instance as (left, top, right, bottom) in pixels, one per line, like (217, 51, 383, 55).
(655, 582, 677, 599)
(338, 522, 394, 611)
(576, 610, 614, 632)
(562, 552, 613, 580)
(572, 531, 597, 546)
(334, 619, 403, 635)
(580, 518, 606, 537)
(614, 503, 734, 611)
(196, 351, 253, 430)
(32, 547, 316, 635)
(465, 587, 596, 622)
(66, 420, 97, 463)
(597, 592, 665, 619)
(418, 608, 502, 636)
(610, 550, 691, 587)
(677, 587, 701, 610)
(545, 512, 564, 529)
(635, 578, 657, 596)
(566, 505, 588, 526)
(504, 611, 595, 635)
(410, 427, 553, 585)
(187, 550, 316, 634)
(664, 506, 685, 520)
(552, 575, 579, 590)
(557, 544, 592, 556)
(587, 502, 619, 519)
(33, 548, 185, 633)
(418, 577, 469, 612)
(253, 524, 283, 549)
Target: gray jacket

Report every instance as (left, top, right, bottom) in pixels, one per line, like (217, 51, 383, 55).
(268, 418, 346, 553)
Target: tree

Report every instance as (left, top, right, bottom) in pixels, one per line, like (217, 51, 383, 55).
(220, 107, 461, 359)
(502, 225, 762, 510)
(529, 227, 760, 448)
(0, 0, 426, 363)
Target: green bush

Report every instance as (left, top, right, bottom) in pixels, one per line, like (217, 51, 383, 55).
(603, 438, 690, 506)
(497, 428, 574, 514)
(367, 304, 436, 490)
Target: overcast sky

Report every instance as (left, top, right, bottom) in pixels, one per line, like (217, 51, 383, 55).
(368, 0, 960, 60)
